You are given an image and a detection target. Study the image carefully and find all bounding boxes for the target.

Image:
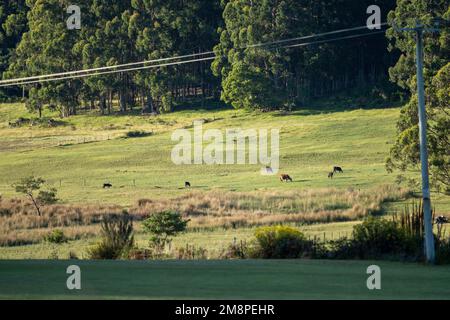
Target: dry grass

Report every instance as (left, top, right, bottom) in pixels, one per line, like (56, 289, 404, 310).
(0, 185, 410, 246)
(134, 185, 410, 229)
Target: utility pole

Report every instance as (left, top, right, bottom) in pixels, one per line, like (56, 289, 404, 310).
(393, 20, 441, 263)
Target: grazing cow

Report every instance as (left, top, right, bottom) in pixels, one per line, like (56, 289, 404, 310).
(436, 216, 449, 224)
(103, 183, 112, 189)
(328, 172, 334, 179)
(280, 174, 293, 182)
(185, 181, 191, 188)
(333, 166, 343, 173)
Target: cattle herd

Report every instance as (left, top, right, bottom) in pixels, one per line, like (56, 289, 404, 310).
(102, 166, 345, 188)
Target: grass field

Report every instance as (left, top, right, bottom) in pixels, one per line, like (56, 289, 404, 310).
(0, 221, 360, 259)
(1, 102, 448, 209)
(0, 102, 405, 204)
(0, 259, 449, 299)
(0, 102, 448, 259)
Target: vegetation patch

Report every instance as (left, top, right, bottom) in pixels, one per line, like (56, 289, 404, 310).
(123, 130, 153, 138)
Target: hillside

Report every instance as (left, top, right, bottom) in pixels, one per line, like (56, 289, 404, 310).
(0, 103, 403, 204)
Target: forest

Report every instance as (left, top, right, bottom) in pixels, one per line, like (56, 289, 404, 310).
(2, 0, 401, 115)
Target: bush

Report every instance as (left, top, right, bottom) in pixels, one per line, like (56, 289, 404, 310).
(44, 229, 67, 244)
(88, 213, 134, 260)
(124, 130, 152, 138)
(175, 244, 208, 260)
(219, 240, 248, 259)
(142, 211, 189, 256)
(127, 248, 153, 260)
(249, 226, 314, 259)
(436, 238, 450, 265)
(342, 216, 422, 260)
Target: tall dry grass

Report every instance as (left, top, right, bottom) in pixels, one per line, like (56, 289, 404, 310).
(134, 185, 410, 230)
(0, 185, 409, 246)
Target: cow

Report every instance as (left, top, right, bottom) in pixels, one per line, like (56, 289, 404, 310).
(280, 174, 293, 182)
(103, 183, 112, 189)
(185, 181, 191, 188)
(333, 166, 343, 173)
(436, 216, 449, 224)
(328, 172, 334, 179)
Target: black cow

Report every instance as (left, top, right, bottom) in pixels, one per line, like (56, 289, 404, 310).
(436, 216, 449, 224)
(103, 183, 112, 189)
(280, 174, 293, 182)
(185, 181, 191, 188)
(328, 172, 334, 179)
(333, 166, 343, 173)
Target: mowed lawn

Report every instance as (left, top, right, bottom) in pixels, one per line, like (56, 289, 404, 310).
(0, 259, 449, 299)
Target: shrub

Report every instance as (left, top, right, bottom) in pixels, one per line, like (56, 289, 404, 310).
(348, 216, 422, 259)
(127, 248, 153, 260)
(44, 229, 67, 244)
(175, 244, 208, 260)
(219, 240, 248, 259)
(249, 226, 314, 259)
(124, 130, 152, 138)
(142, 211, 189, 256)
(436, 238, 450, 265)
(87, 213, 134, 259)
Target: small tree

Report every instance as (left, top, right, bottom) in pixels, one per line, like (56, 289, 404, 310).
(142, 211, 189, 255)
(13, 176, 57, 216)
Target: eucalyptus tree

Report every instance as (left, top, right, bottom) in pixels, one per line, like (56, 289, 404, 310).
(6, 0, 84, 117)
(386, 0, 449, 193)
(0, 0, 28, 100)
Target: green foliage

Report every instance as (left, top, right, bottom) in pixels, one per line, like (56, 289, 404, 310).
(213, 0, 397, 110)
(436, 238, 450, 265)
(219, 240, 248, 259)
(88, 213, 134, 260)
(142, 211, 189, 254)
(351, 216, 420, 258)
(249, 225, 314, 259)
(14, 176, 46, 216)
(36, 188, 58, 205)
(44, 229, 67, 244)
(386, 1, 449, 193)
(14, 176, 45, 195)
(0, 0, 28, 101)
(13, 176, 58, 215)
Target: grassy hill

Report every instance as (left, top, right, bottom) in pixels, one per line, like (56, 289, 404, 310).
(0, 102, 406, 205)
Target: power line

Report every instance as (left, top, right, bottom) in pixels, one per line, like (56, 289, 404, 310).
(0, 23, 387, 87)
(284, 30, 386, 49)
(0, 56, 216, 87)
(0, 51, 215, 85)
(0, 25, 388, 87)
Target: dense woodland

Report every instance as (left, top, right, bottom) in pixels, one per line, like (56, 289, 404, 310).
(0, 0, 449, 191)
(2, 0, 399, 115)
